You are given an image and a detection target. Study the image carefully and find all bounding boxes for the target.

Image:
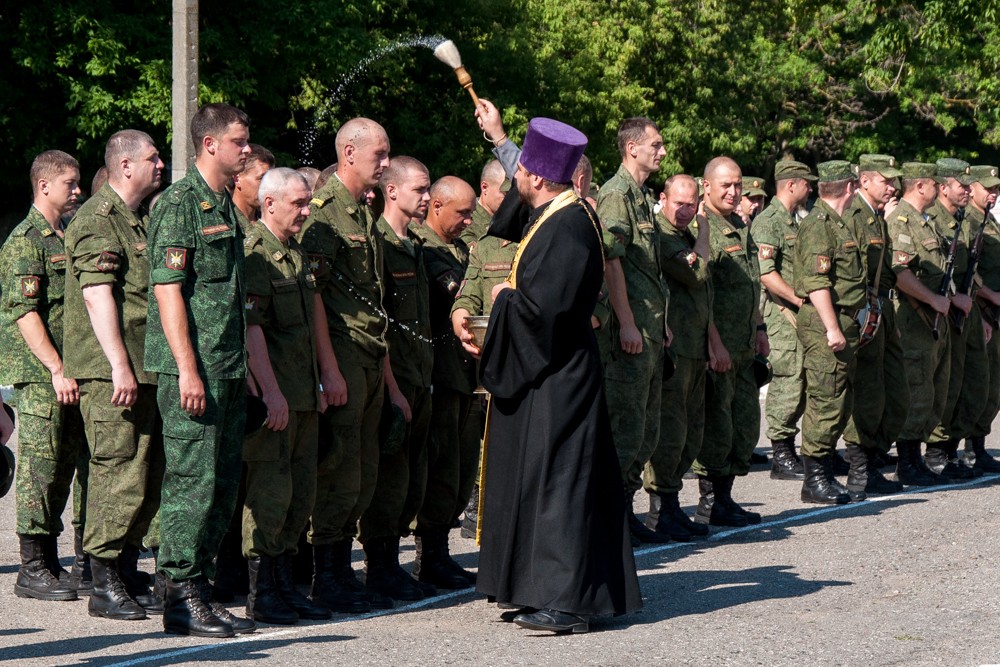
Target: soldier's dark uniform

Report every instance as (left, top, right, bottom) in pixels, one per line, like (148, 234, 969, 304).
(0, 205, 88, 599)
(459, 201, 493, 248)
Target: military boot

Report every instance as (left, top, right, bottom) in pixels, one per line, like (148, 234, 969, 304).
(460, 486, 479, 540)
(333, 539, 392, 610)
(435, 529, 477, 585)
(846, 444, 902, 495)
(625, 490, 670, 543)
(945, 439, 981, 477)
(801, 455, 851, 504)
(62, 527, 93, 596)
(644, 492, 692, 542)
(163, 578, 233, 638)
(693, 477, 747, 527)
(967, 436, 1000, 473)
(825, 462, 866, 502)
(364, 536, 424, 601)
(211, 531, 248, 603)
(246, 556, 298, 625)
(717, 475, 762, 524)
(41, 534, 70, 582)
(830, 450, 850, 475)
(13, 535, 77, 601)
(118, 544, 163, 614)
(274, 553, 331, 620)
(413, 531, 471, 590)
(923, 441, 972, 480)
(660, 489, 708, 537)
(309, 542, 371, 614)
(895, 441, 948, 487)
(196, 576, 256, 634)
(88, 557, 146, 620)
(770, 438, 804, 481)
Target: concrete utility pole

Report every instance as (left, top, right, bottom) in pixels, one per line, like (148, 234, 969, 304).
(171, 0, 198, 183)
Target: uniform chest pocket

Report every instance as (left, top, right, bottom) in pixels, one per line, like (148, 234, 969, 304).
(389, 271, 419, 321)
(920, 237, 941, 252)
(271, 278, 306, 329)
(197, 226, 236, 281)
(46, 255, 67, 300)
(342, 234, 373, 281)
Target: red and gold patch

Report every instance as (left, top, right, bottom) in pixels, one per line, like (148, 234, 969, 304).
(20, 276, 40, 297)
(894, 250, 911, 266)
(201, 224, 229, 236)
(723, 244, 743, 254)
(758, 244, 776, 260)
(96, 251, 118, 273)
(816, 255, 831, 274)
(165, 248, 188, 270)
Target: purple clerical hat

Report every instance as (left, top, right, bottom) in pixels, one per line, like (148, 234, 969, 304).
(520, 118, 588, 184)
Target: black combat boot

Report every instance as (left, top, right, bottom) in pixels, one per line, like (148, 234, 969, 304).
(41, 534, 70, 582)
(332, 539, 393, 609)
(895, 441, 948, 487)
(644, 492, 692, 542)
(830, 450, 850, 475)
(309, 542, 371, 614)
(196, 576, 255, 633)
(118, 544, 163, 614)
(14, 535, 77, 601)
(967, 436, 1000, 473)
(717, 475, 762, 523)
(660, 490, 709, 536)
(460, 486, 479, 539)
(693, 476, 747, 527)
(247, 556, 298, 625)
(770, 438, 804, 480)
(211, 531, 248, 603)
(273, 552, 331, 620)
(436, 529, 477, 585)
(925, 440, 974, 480)
(88, 556, 146, 620)
(163, 578, 233, 638)
(62, 527, 93, 596)
(846, 444, 903, 494)
(413, 531, 471, 590)
(625, 489, 670, 543)
(364, 536, 424, 601)
(801, 455, 851, 504)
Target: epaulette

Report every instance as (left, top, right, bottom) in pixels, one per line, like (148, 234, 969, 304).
(243, 230, 263, 249)
(166, 181, 193, 205)
(95, 198, 113, 217)
(896, 215, 909, 224)
(310, 197, 327, 208)
(814, 211, 828, 221)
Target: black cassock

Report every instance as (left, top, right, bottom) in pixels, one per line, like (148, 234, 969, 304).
(476, 192, 642, 617)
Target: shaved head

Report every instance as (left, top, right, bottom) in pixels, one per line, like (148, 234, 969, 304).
(704, 156, 740, 181)
(335, 118, 387, 160)
(431, 175, 476, 205)
(480, 159, 506, 188)
(380, 156, 429, 196)
(428, 176, 477, 243)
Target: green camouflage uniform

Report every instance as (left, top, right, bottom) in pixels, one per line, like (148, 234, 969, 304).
(842, 192, 909, 453)
(241, 225, 321, 558)
(453, 233, 518, 319)
(974, 204, 1000, 436)
(644, 215, 712, 494)
(64, 183, 164, 560)
(888, 199, 951, 442)
(692, 209, 762, 478)
(411, 222, 478, 531)
(793, 199, 867, 458)
(753, 199, 805, 442)
(459, 201, 492, 248)
(360, 217, 434, 542)
(145, 169, 247, 582)
(298, 176, 387, 545)
(0, 206, 88, 537)
(598, 165, 668, 492)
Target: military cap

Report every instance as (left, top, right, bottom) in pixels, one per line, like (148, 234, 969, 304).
(901, 162, 944, 183)
(245, 394, 269, 436)
(816, 160, 855, 183)
(858, 154, 902, 179)
(970, 165, 1000, 189)
(936, 158, 974, 185)
(753, 354, 773, 388)
(774, 159, 817, 182)
(742, 176, 767, 197)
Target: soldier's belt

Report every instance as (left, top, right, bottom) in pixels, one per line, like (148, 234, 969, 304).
(801, 300, 860, 320)
(877, 288, 898, 300)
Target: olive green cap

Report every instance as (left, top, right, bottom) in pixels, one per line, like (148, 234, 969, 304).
(858, 154, 902, 179)
(742, 176, 767, 198)
(936, 158, 974, 185)
(970, 165, 1000, 189)
(901, 162, 944, 183)
(774, 159, 817, 182)
(816, 160, 855, 183)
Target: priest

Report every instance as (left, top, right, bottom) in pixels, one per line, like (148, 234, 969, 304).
(473, 117, 642, 634)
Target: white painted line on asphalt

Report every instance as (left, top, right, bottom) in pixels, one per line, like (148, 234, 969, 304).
(101, 472, 999, 667)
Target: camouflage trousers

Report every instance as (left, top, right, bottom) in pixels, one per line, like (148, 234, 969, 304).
(79, 380, 164, 560)
(13, 382, 88, 536)
(895, 300, 951, 442)
(797, 306, 859, 458)
(763, 313, 804, 442)
(242, 410, 318, 558)
(604, 340, 664, 492)
(930, 304, 989, 443)
(843, 303, 909, 453)
(973, 318, 1000, 437)
(691, 352, 759, 478)
(310, 355, 383, 545)
(157, 375, 245, 582)
(416, 387, 475, 533)
(359, 381, 431, 543)
(644, 354, 706, 495)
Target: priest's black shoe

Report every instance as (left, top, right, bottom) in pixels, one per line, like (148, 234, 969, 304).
(163, 578, 233, 638)
(770, 438, 804, 480)
(513, 608, 589, 634)
(801, 455, 850, 505)
(88, 557, 147, 621)
(500, 606, 538, 623)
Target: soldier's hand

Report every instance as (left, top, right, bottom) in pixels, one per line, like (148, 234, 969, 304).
(709, 340, 732, 373)
(178, 371, 206, 416)
(951, 293, 973, 316)
(321, 369, 348, 409)
(619, 323, 643, 355)
(263, 390, 289, 432)
(884, 197, 899, 218)
(665, 325, 674, 348)
(388, 386, 412, 423)
(755, 330, 770, 357)
(930, 293, 951, 316)
(0, 403, 13, 445)
(51, 370, 80, 405)
(111, 366, 139, 407)
(491, 281, 512, 304)
(985, 318, 994, 345)
(826, 328, 846, 352)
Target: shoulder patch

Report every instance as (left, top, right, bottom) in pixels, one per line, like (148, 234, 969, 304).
(96, 251, 120, 273)
(816, 255, 831, 274)
(165, 247, 188, 270)
(894, 250, 911, 265)
(896, 215, 909, 224)
(897, 233, 911, 245)
(20, 276, 40, 297)
(758, 244, 776, 260)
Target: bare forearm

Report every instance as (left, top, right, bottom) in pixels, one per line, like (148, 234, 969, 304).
(246, 325, 280, 396)
(760, 272, 802, 307)
(153, 284, 198, 376)
(605, 258, 635, 327)
(312, 293, 340, 377)
(82, 284, 131, 370)
(16, 312, 63, 374)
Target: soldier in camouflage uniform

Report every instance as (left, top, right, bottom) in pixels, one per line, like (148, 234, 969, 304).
(65, 131, 166, 620)
(240, 168, 332, 625)
(923, 159, 982, 479)
(754, 160, 816, 481)
(1, 150, 87, 603)
(792, 161, 867, 504)
(692, 157, 769, 527)
(886, 163, 956, 487)
(145, 103, 255, 638)
(359, 157, 435, 603)
(411, 176, 479, 589)
(597, 117, 670, 545)
(230, 144, 275, 235)
(642, 175, 711, 541)
(460, 159, 508, 247)
(296, 118, 390, 614)
(739, 176, 767, 225)
(967, 165, 1000, 471)
(841, 154, 907, 494)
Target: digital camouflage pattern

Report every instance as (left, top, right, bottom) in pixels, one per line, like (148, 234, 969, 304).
(974, 207, 1000, 436)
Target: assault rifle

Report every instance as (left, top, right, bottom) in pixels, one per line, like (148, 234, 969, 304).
(952, 208, 985, 333)
(932, 214, 962, 340)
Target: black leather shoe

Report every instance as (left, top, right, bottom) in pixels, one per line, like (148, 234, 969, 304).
(513, 608, 589, 634)
(500, 606, 538, 622)
(163, 578, 233, 638)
